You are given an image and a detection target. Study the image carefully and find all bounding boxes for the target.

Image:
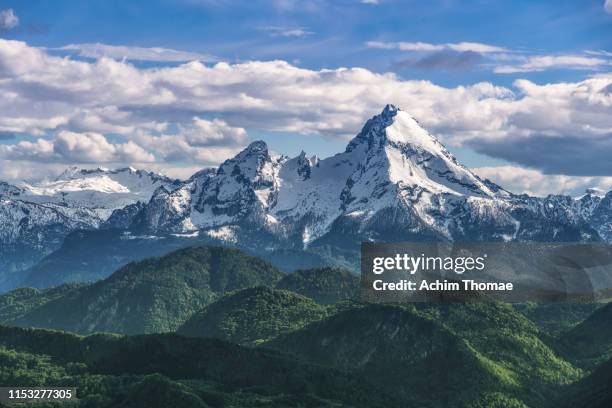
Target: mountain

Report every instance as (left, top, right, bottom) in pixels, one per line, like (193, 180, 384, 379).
(0, 283, 85, 323)
(7, 246, 283, 334)
(275, 267, 359, 304)
(132, 104, 605, 247)
(556, 356, 612, 408)
(560, 301, 612, 368)
(0, 167, 181, 291)
(0, 325, 400, 408)
(21, 228, 219, 287)
(2, 105, 611, 289)
(178, 286, 328, 345)
(268, 302, 581, 407)
(514, 301, 602, 337)
(19, 166, 181, 214)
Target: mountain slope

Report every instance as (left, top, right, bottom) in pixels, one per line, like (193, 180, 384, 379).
(3, 105, 611, 289)
(9, 246, 283, 334)
(0, 283, 85, 323)
(178, 286, 328, 345)
(21, 228, 220, 288)
(275, 267, 359, 304)
(268, 302, 581, 407)
(0, 325, 401, 408)
(560, 301, 612, 368)
(133, 104, 605, 249)
(0, 168, 181, 291)
(514, 301, 602, 337)
(19, 166, 181, 214)
(556, 356, 612, 408)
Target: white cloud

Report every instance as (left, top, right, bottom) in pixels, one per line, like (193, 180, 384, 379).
(134, 117, 248, 164)
(261, 26, 313, 37)
(0, 39, 611, 181)
(0, 9, 18, 30)
(0, 131, 155, 163)
(474, 166, 612, 197)
(182, 117, 248, 147)
(586, 50, 612, 57)
(368, 41, 611, 74)
(54, 131, 154, 163)
(366, 41, 507, 53)
(361, 0, 379, 4)
(605, 0, 612, 14)
(495, 55, 610, 73)
(57, 43, 218, 62)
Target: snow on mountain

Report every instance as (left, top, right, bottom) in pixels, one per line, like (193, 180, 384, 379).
(17, 167, 181, 217)
(1, 105, 610, 290)
(0, 166, 182, 285)
(0, 166, 179, 241)
(133, 105, 608, 247)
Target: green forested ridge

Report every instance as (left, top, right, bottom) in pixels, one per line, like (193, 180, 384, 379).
(6, 246, 283, 335)
(0, 325, 400, 408)
(275, 267, 359, 304)
(268, 302, 583, 407)
(555, 356, 612, 408)
(415, 302, 582, 397)
(514, 301, 602, 337)
(2, 246, 612, 407)
(0, 283, 85, 323)
(560, 301, 612, 368)
(178, 287, 328, 345)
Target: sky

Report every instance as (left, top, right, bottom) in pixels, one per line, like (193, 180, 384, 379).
(0, 0, 611, 196)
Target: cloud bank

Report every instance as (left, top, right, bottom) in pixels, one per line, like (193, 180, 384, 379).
(474, 166, 612, 197)
(0, 39, 610, 189)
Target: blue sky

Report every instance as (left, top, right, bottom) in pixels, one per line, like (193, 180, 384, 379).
(0, 0, 610, 195)
(7, 0, 611, 85)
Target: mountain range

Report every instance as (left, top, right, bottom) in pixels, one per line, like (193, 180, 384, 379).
(1, 104, 611, 291)
(1, 243, 608, 407)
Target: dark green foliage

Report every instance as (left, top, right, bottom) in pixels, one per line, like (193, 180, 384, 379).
(465, 392, 529, 408)
(9, 247, 283, 335)
(269, 302, 582, 407)
(108, 374, 210, 408)
(5, 248, 612, 407)
(178, 287, 328, 346)
(0, 283, 84, 322)
(269, 303, 495, 407)
(416, 302, 582, 396)
(560, 301, 612, 368)
(555, 356, 612, 408)
(514, 301, 602, 337)
(0, 325, 400, 408)
(275, 267, 359, 305)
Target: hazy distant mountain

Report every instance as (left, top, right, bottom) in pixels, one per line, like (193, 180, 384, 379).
(0, 168, 180, 289)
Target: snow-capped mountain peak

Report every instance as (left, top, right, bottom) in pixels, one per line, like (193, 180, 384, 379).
(14, 166, 181, 219)
(344, 105, 498, 200)
(17, 106, 605, 250)
(2, 105, 610, 289)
